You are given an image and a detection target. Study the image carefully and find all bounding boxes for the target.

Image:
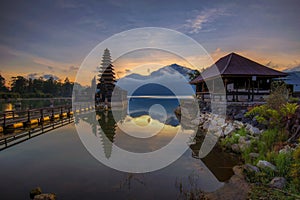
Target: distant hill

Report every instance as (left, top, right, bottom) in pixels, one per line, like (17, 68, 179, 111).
(284, 65, 300, 72)
(125, 64, 195, 81)
(116, 64, 196, 96)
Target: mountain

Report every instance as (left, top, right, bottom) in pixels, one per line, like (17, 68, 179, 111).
(125, 64, 195, 81)
(115, 64, 196, 96)
(284, 65, 300, 72)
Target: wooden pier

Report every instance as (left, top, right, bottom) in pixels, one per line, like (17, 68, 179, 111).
(0, 104, 94, 150)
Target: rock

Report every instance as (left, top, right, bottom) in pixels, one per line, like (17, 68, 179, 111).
(249, 152, 260, 159)
(257, 160, 276, 171)
(246, 124, 260, 135)
(279, 145, 292, 154)
(233, 165, 244, 178)
(231, 144, 240, 153)
(202, 120, 210, 130)
(190, 118, 200, 126)
(205, 165, 250, 200)
(269, 177, 286, 189)
(34, 193, 56, 200)
(238, 136, 251, 151)
(224, 123, 235, 136)
(234, 113, 244, 120)
(30, 187, 42, 199)
(233, 120, 244, 129)
(244, 164, 260, 173)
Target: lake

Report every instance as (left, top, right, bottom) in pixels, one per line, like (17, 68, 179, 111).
(0, 98, 71, 112)
(0, 97, 239, 199)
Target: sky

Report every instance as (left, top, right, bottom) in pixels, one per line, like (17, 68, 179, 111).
(0, 0, 299, 85)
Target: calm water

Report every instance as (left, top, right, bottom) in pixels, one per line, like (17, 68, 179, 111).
(0, 98, 71, 112)
(0, 98, 239, 199)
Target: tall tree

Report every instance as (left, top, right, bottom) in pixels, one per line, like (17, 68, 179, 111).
(11, 76, 28, 94)
(0, 74, 8, 92)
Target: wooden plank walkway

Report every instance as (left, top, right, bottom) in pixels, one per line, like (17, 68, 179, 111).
(0, 104, 94, 151)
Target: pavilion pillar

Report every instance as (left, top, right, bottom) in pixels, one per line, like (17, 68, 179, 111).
(212, 79, 215, 101)
(251, 80, 254, 101)
(248, 78, 251, 101)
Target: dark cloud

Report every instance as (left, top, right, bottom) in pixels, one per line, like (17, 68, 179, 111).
(27, 73, 39, 79)
(27, 73, 60, 80)
(43, 74, 60, 80)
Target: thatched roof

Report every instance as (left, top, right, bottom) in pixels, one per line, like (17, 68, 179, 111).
(190, 52, 287, 84)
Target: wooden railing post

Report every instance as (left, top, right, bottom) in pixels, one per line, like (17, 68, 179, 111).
(27, 110, 30, 122)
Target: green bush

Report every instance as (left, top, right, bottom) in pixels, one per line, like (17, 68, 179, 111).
(274, 152, 293, 176)
(261, 129, 279, 151)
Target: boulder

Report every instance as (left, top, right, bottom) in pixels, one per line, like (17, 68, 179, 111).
(256, 160, 276, 171)
(233, 120, 244, 129)
(231, 144, 240, 153)
(279, 145, 292, 154)
(30, 187, 42, 199)
(244, 163, 260, 173)
(190, 118, 200, 126)
(246, 124, 260, 135)
(249, 152, 260, 159)
(202, 120, 210, 130)
(238, 136, 251, 151)
(269, 177, 286, 189)
(224, 123, 235, 136)
(234, 113, 244, 120)
(34, 193, 56, 200)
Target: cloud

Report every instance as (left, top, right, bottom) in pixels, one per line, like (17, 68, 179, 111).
(184, 8, 227, 34)
(27, 73, 60, 80)
(27, 73, 39, 79)
(69, 65, 79, 71)
(265, 61, 281, 69)
(43, 74, 60, 80)
(48, 66, 54, 71)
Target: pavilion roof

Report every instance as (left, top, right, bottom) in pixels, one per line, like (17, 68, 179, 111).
(190, 52, 287, 84)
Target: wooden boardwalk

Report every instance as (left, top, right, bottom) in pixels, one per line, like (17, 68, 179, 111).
(0, 104, 94, 150)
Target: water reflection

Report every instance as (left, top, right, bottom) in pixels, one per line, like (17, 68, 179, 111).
(0, 98, 71, 112)
(75, 97, 238, 183)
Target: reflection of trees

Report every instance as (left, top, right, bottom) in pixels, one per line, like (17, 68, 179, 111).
(189, 133, 240, 182)
(97, 111, 117, 159)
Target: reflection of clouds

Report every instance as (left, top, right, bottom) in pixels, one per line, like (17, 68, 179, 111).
(114, 114, 181, 153)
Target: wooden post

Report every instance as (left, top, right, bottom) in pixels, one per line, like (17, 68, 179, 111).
(252, 80, 254, 101)
(3, 113, 6, 129)
(27, 110, 30, 122)
(248, 78, 251, 101)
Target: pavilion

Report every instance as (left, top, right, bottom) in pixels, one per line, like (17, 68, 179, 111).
(190, 52, 287, 102)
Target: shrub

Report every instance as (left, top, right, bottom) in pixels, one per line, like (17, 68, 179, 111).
(261, 129, 279, 151)
(280, 103, 299, 119)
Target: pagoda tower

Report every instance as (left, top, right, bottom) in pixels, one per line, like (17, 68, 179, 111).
(97, 48, 116, 102)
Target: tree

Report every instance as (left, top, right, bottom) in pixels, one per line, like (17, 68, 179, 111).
(0, 74, 8, 92)
(11, 76, 28, 94)
(188, 70, 200, 81)
(62, 77, 73, 97)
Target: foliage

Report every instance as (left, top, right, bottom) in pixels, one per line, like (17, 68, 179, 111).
(221, 128, 248, 148)
(248, 185, 298, 200)
(280, 103, 299, 118)
(289, 97, 299, 103)
(245, 105, 281, 128)
(188, 70, 200, 81)
(292, 145, 300, 161)
(0, 75, 74, 98)
(0, 74, 8, 92)
(266, 81, 289, 110)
